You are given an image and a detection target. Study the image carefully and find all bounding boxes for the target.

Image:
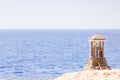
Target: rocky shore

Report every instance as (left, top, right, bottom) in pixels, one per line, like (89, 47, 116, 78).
(55, 69, 120, 80)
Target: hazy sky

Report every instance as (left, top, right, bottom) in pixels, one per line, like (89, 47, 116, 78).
(0, 0, 120, 29)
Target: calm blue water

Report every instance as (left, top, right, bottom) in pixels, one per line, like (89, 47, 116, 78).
(0, 30, 120, 80)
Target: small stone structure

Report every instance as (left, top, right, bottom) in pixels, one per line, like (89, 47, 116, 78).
(84, 33, 111, 70)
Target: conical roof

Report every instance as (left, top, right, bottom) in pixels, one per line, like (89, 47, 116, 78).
(89, 33, 106, 40)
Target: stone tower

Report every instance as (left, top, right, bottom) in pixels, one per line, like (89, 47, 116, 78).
(84, 33, 111, 70)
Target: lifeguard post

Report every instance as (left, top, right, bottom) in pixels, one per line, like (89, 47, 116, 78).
(84, 33, 111, 70)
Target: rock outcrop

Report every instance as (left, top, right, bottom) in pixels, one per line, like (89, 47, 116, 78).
(56, 69, 120, 80)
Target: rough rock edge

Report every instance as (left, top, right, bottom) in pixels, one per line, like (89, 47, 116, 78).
(55, 69, 120, 80)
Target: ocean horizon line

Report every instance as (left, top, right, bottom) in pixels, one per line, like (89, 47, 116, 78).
(0, 29, 120, 31)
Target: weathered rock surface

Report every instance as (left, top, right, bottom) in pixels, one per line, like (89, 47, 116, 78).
(55, 69, 120, 80)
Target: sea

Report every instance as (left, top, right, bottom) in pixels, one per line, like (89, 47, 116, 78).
(0, 30, 120, 80)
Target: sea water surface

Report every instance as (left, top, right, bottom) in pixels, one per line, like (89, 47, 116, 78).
(0, 30, 120, 80)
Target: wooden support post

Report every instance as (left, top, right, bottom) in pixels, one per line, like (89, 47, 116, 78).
(91, 41, 93, 57)
(102, 41, 104, 57)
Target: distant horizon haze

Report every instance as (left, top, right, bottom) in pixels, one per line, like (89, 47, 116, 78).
(0, 0, 120, 29)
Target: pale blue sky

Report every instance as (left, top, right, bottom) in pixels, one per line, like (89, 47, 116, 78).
(0, 0, 120, 29)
